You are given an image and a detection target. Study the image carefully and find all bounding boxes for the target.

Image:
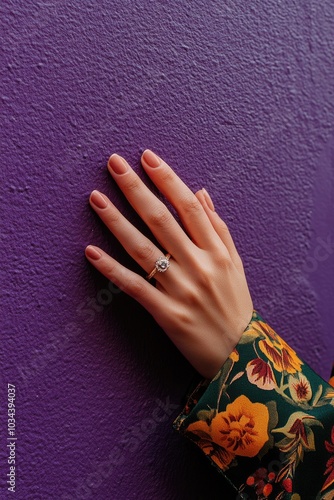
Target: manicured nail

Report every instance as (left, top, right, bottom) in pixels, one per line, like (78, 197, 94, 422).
(142, 149, 161, 168)
(202, 188, 215, 211)
(90, 190, 108, 209)
(85, 245, 102, 260)
(108, 154, 128, 174)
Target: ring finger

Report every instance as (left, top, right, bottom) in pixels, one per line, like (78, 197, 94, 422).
(89, 189, 180, 283)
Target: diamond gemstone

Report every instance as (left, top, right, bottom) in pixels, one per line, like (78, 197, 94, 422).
(155, 256, 170, 272)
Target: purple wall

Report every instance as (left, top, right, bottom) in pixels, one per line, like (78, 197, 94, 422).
(1, 1, 334, 498)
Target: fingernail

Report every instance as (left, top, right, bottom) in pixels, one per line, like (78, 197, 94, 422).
(85, 245, 102, 260)
(90, 190, 108, 209)
(142, 149, 161, 168)
(202, 188, 215, 211)
(108, 154, 128, 174)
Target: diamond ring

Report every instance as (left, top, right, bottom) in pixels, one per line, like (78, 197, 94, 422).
(146, 253, 171, 280)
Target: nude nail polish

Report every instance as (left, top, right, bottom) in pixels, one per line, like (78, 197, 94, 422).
(108, 154, 128, 174)
(142, 149, 161, 168)
(90, 190, 108, 209)
(86, 246, 102, 260)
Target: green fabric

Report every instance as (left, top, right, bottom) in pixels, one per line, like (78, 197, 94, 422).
(173, 310, 334, 499)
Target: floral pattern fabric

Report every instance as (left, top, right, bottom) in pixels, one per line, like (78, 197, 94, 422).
(173, 310, 334, 499)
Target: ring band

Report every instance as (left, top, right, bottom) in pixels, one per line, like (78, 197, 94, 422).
(146, 253, 171, 280)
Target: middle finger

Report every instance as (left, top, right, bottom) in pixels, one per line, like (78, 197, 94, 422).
(107, 154, 195, 261)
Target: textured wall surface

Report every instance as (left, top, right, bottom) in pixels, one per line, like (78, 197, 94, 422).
(1, 1, 334, 498)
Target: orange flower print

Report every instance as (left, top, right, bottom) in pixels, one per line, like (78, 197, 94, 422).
(246, 358, 277, 390)
(187, 395, 269, 469)
(329, 364, 334, 388)
(229, 348, 239, 363)
(253, 320, 303, 374)
(213, 395, 269, 457)
(288, 373, 312, 403)
(184, 420, 234, 471)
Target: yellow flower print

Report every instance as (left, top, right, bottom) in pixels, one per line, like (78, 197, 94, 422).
(229, 348, 239, 363)
(187, 395, 269, 466)
(252, 320, 303, 374)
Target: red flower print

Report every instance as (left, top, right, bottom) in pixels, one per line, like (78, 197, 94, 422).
(246, 358, 277, 390)
(322, 425, 334, 492)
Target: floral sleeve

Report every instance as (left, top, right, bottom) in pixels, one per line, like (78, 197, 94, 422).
(173, 310, 334, 499)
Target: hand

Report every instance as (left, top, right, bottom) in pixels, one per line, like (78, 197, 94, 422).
(85, 150, 254, 379)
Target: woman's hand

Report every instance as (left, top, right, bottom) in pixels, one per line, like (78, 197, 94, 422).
(85, 150, 253, 379)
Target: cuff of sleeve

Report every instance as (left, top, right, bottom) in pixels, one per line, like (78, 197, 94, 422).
(172, 308, 334, 498)
(173, 308, 259, 433)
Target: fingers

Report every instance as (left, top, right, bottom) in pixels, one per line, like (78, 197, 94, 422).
(85, 245, 172, 317)
(139, 150, 222, 250)
(106, 154, 194, 261)
(89, 189, 179, 280)
(107, 151, 221, 252)
(195, 188, 245, 274)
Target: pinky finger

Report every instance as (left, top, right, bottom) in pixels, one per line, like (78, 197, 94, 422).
(195, 190, 245, 274)
(85, 245, 166, 316)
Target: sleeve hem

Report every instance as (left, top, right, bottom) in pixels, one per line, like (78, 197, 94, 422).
(173, 308, 259, 433)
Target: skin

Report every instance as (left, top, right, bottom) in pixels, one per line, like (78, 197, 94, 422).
(85, 149, 254, 379)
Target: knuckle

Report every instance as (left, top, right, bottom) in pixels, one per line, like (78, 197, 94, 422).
(133, 241, 156, 262)
(127, 277, 146, 298)
(193, 258, 218, 288)
(148, 207, 172, 229)
(180, 195, 202, 215)
(105, 261, 118, 281)
(217, 218, 230, 233)
(122, 175, 140, 193)
(195, 267, 215, 288)
(174, 306, 194, 327)
(179, 281, 202, 308)
(158, 167, 174, 184)
(184, 252, 216, 287)
(105, 208, 120, 225)
(214, 250, 234, 269)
